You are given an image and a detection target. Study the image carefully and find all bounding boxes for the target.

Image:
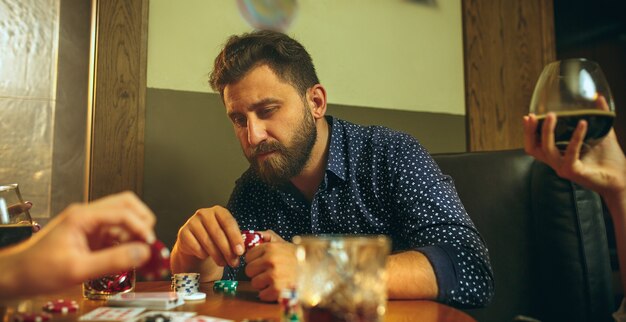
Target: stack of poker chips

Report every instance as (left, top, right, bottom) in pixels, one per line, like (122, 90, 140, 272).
(171, 273, 205, 300)
(212, 280, 238, 295)
(278, 288, 301, 322)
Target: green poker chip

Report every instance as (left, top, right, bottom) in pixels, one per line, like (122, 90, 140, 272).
(213, 280, 238, 294)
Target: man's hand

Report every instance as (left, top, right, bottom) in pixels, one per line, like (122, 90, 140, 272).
(245, 229, 297, 301)
(174, 206, 245, 268)
(523, 112, 626, 200)
(1, 192, 156, 298)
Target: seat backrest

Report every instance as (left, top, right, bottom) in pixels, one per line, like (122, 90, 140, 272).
(432, 149, 614, 322)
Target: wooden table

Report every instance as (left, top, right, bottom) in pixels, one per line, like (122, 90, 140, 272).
(0, 282, 475, 322)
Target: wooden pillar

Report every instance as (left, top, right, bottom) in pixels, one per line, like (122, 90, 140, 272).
(462, 0, 556, 151)
(87, 0, 149, 200)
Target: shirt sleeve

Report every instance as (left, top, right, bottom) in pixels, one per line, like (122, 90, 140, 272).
(385, 133, 494, 308)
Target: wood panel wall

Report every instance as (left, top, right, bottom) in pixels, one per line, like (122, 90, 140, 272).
(87, 0, 558, 197)
(462, 0, 556, 151)
(87, 0, 148, 200)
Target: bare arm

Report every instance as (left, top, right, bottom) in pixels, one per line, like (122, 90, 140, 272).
(386, 251, 438, 299)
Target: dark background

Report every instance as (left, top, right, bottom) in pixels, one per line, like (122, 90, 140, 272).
(554, 0, 626, 150)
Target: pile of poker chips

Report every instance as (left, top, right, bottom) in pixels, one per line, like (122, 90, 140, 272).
(241, 230, 264, 250)
(12, 312, 51, 322)
(171, 273, 206, 301)
(138, 240, 171, 281)
(84, 270, 134, 293)
(278, 288, 301, 322)
(212, 280, 238, 295)
(12, 297, 79, 322)
(43, 299, 79, 314)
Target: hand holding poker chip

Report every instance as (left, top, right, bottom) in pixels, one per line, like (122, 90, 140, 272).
(241, 230, 264, 251)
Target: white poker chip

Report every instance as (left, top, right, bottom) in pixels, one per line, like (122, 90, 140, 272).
(183, 292, 206, 301)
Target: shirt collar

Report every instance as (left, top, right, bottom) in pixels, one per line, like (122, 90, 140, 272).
(325, 115, 347, 182)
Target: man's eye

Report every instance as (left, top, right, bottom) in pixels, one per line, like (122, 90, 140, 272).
(231, 116, 247, 127)
(259, 107, 276, 117)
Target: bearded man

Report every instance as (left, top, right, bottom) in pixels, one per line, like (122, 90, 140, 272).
(170, 30, 494, 308)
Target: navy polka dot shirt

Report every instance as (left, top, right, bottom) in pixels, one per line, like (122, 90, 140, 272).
(224, 116, 494, 308)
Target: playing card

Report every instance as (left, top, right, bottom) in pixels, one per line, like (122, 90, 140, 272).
(79, 307, 146, 321)
(184, 316, 234, 322)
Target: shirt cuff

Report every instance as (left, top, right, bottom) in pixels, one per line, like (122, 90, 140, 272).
(416, 244, 459, 303)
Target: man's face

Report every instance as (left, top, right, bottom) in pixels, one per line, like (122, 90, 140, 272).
(223, 65, 317, 186)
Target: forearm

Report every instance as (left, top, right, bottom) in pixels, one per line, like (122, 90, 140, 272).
(386, 251, 438, 300)
(170, 243, 223, 282)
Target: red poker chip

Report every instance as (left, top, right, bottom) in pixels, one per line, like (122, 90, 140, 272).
(12, 313, 51, 322)
(241, 230, 264, 251)
(43, 299, 79, 313)
(138, 239, 171, 281)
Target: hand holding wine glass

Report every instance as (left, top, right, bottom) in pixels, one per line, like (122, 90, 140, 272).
(524, 58, 624, 199)
(529, 58, 616, 150)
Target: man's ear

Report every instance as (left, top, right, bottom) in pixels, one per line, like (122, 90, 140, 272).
(308, 84, 327, 119)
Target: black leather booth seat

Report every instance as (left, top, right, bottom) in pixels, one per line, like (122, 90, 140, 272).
(433, 149, 614, 322)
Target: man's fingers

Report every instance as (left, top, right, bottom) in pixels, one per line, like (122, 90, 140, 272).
(7, 202, 32, 216)
(190, 219, 227, 266)
(249, 270, 272, 291)
(88, 192, 156, 242)
(563, 120, 587, 166)
(76, 205, 155, 244)
(541, 113, 560, 160)
(214, 208, 244, 257)
(178, 228, 209, 259)
(76, 242, 150, 280)
(596, 95, 610, 112)
(260, 230, 285, 243)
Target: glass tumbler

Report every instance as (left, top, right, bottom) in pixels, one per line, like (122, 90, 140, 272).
(0, 183, 33, 248)
(293, 235, 391, 322)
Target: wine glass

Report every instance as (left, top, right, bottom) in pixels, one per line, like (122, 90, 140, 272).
(529, 58, 616, 150)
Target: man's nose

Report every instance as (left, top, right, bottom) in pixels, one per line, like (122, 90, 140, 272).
(247, 118, 268, 146)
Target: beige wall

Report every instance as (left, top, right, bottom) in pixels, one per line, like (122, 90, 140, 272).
(147, 0, 465, 115)
(144, 1, 468, 248)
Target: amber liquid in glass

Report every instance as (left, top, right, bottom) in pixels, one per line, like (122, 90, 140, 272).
(536, 109, 615, 149)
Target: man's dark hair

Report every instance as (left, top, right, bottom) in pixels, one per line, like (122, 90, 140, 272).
(209, 30, 320, 98)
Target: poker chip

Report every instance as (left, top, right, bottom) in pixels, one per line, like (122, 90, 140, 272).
(43, 299, 79, 313)
(241, 230, 264, 251)
(12, 313, 51, 322)
(183, 292, 207, 301)
(138, 240, 171, 281)
(213, 280, 238, 295)
(85, 271, 134, 293)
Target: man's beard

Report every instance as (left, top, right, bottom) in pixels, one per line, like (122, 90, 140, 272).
(247, 107, 317, 186)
